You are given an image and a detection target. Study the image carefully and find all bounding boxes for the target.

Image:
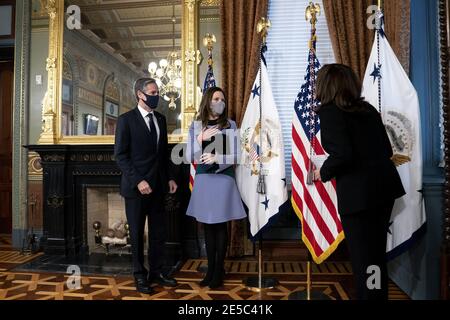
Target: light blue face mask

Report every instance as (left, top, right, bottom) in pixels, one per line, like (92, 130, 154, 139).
(210, 100, 226, 115)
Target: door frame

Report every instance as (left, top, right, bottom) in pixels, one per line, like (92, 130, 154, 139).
(11, 0, 31, 247)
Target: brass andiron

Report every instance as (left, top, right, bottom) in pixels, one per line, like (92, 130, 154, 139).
(93, 221, 102, 244)
(125, 223, 130, 245)
(92, 220, 131, 256)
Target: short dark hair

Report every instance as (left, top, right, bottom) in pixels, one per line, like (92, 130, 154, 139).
(316, 64, 365, 112)
(133, 77, 157, 102)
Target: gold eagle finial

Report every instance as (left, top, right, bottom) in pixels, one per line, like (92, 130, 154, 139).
(203, 33, 216, 51)
(305, 2, 321, 25)
(257, 17, 272, 45)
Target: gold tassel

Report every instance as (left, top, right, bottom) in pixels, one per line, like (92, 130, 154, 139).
(306, 169, 314, 185)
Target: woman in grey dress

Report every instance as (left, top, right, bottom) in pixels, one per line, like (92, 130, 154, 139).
(186, 87, 246, 288)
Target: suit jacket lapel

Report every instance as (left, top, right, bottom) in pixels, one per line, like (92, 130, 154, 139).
(133, 107, 152, 139)
(154, 112, 164, 151)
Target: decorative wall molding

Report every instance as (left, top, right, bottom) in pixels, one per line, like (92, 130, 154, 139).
(68, 153, 116, 162)
(72, 170, 121, 176)
(28, 152, 43, 179)
(12, 0, 31, 247)
(182, 0, 200, 140)
(200, 0, 221, 7)
(31, 0, 48, 20)
(46, 194, 64, 209)
(42, 154, 65, 162)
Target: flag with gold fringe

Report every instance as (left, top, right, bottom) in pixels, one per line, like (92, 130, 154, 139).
(236, 43, 288, 237)
(291, 6, 344, 264)
(362, 9, 426, 258)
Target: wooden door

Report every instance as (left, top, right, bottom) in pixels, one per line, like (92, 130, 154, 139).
(0, 61, 13, 234)
(104, 116, 117, 135)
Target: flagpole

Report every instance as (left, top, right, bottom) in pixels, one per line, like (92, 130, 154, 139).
(289, 2, 331, 301)
(243, 17, 278, 293)
(288, 251, 331, 300)
(244, 235, 278, 292)
(376, 0, 383, 114)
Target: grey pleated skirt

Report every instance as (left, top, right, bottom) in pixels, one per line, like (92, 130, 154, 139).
(186, 173, 247, 224)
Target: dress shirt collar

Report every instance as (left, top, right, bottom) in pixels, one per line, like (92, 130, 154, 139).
(137, 104, 154, 118)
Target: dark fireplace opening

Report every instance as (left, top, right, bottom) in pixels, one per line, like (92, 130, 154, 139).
(83, 186, 137, 255)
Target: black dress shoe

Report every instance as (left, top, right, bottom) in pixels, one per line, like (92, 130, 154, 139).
(135, 278, 153, 294)
(149, 273, 178, 287)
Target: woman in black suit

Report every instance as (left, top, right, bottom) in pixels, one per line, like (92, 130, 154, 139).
(313, 64, 405, 300)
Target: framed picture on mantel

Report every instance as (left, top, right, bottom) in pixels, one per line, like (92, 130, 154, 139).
(84, 114, 99, 136)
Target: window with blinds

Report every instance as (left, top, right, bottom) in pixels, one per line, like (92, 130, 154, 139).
(266, 0, 335, 186)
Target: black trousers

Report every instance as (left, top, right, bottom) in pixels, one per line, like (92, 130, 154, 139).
(125, 189, 166, 279)
(340, 200, 394, 300)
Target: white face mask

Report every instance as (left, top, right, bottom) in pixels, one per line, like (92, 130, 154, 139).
(210, 100, 226, 115)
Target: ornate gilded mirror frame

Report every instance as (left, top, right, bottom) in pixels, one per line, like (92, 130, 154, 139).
(38, 0, 200, 145)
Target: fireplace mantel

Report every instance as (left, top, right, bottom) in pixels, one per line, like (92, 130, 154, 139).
(25, 144, 198, 264)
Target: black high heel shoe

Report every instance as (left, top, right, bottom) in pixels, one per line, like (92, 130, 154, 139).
(208, 269, 224, 289)
(208, 277, 223, 289)
(199, 273, 213, 287)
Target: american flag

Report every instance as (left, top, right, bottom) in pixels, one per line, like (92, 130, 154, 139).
(291, 42, 344, 264)
(190, 48, 217, 191)
(249, 143, 260, 162)
(203, 49, 216, 91)
(189, 162, 197, 191)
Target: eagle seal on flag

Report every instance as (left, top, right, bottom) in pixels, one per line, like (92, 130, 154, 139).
(241, 119, 281, 176)
(384, 111, 414, 167)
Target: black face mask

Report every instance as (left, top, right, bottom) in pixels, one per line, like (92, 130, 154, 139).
(142, 93, 159, 109)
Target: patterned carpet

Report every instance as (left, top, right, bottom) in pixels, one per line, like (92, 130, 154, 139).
(0, 234, 409, 300)
(183, 259, 353, 275)
(0, 234, 43, 272)
(0, 272, 352, 300)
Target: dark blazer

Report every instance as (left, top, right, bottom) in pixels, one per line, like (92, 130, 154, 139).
(114, 107, 174, 198)
(318, 102, 405, 215)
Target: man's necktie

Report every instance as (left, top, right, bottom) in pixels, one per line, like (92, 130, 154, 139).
(147, 113, 157, 151)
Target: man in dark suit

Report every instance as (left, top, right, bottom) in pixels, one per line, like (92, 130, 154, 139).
(114, 77, 178, 294)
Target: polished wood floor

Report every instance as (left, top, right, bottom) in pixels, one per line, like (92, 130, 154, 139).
(0, 234, 409, 300)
